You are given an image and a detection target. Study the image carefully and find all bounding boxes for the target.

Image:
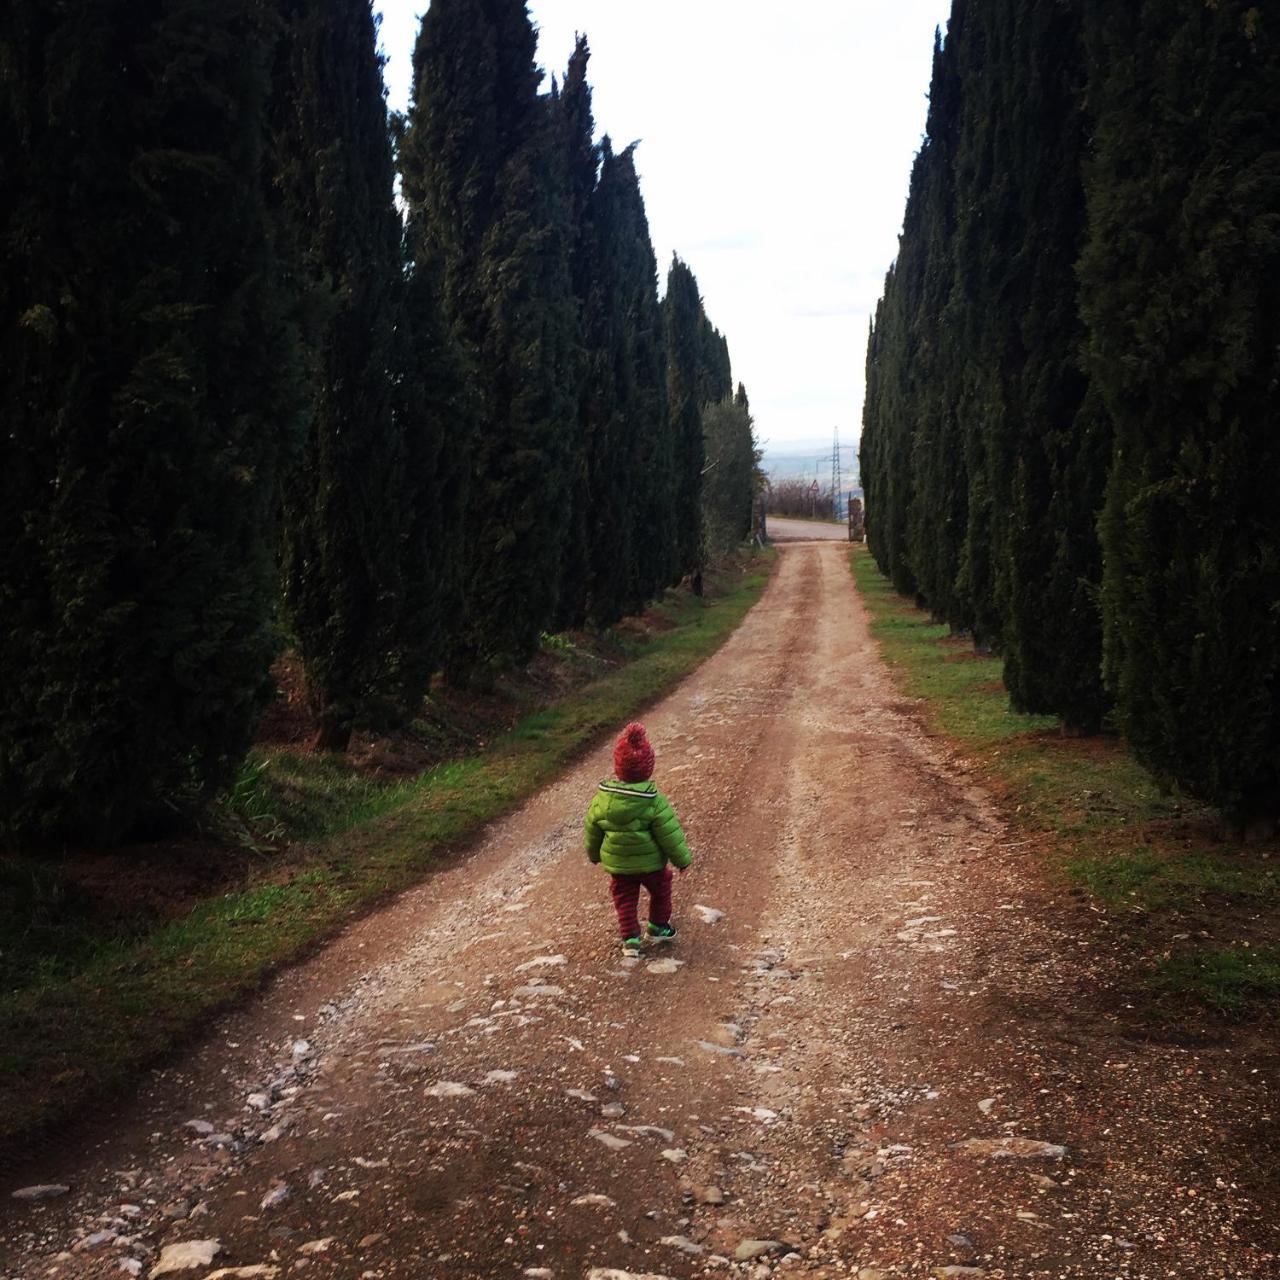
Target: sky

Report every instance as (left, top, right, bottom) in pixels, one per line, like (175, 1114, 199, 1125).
(373, 1, 952, 453)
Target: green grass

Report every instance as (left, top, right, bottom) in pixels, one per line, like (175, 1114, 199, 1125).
(851, 546, 1280, 1021)
(1150, 948, 1280, 1019)
(0, 555, 773, 1148)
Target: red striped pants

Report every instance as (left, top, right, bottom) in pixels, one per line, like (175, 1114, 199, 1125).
(609, 866, 673, 939)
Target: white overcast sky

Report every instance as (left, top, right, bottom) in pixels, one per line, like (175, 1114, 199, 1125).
(374, 0, 951, 449)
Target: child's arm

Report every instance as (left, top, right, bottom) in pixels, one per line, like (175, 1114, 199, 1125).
(584, 796, 605, 864)
(651, 792, 692, 870)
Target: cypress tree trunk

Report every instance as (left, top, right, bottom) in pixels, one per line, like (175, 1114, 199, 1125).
(0, 0, 302, 843)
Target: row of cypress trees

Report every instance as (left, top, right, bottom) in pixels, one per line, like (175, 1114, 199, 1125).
(0, 0, 752, 845)
(861, 0, 1280, 820)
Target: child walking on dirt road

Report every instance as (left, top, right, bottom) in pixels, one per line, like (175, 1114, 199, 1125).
(584, 722, 693, 958)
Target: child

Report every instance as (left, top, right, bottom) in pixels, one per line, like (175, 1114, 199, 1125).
(584, 722, 692, 957)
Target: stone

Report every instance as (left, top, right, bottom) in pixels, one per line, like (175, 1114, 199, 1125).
(953, 1137, 1066, 1161)
(696, 1041, 744, 1059)
(118, 1262, 143, 1277)
(182, 1120, 215, 1136)
(646, 959, 684, 975)
(586, 1271, 675, 1280)
(10, 1184, 70, 1202)
(484, 1070, 519, 1085)
(857, 1272, 890, 1280)
(359, 1234, 385, 1248)
(571, 1194, 617, 1208)
(149, 1240, 222, 1277)
(74, 1230, 117, 1251)
(696, 1186, 726, 1206)
(618, 1124, 676, 1141)
(291, 1040, 311, 1059)
(567, 1088, 599, 1102)
(662, 1149, 689, 1163)
(515, 955, 567, 972)
(734, 1241, 785, 1262)
(205, 1270, 280, 1279)
(514, 983, 564, 999)
(296, 1239, 334, 1255)
(660, 1236, 706, 1255)
(933, 1269, 985, 1278)
(693, 905, 725, 925)
(588, 1129, 633, 1150)
(259, 1183, 290, 1211)
(601, 1102, 626, 1119)
(524, 1271, 555, 1279)
(425, 1080, 475, 1098)
(246, 1093, 271, 1111)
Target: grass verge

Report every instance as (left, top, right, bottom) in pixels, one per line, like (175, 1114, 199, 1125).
(0, 554, 773, 1154)
(850, 546, 1280, 1025)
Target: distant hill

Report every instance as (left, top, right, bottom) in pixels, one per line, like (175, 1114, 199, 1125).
(760, 440, 860, 486)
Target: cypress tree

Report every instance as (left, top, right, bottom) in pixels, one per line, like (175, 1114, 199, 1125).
(604, 144, 673, 616)
(997, 0, 1105, 730)
(0, 0, 302, 843)
(1083, 0, 1280, 815)
(702, 384, 758, 555)
(664, 256, 709, 585)
(402, 0, 578, 680)
(550, 36, 599, 632)
(904, 21, 967, 630)
(271, 0, 429, 751)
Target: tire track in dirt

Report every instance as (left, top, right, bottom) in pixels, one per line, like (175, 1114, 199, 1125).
(1, 543, 1274, 1279)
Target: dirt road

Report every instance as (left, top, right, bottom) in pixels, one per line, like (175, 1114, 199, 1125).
(2, 542, 1274, 1279)
(766, 518, 847, 542)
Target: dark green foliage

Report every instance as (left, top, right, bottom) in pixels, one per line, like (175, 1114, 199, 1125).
(0, 0, 302, 843)
(272, 0, 435, 750)
(702, 384, 760, 555)
(403, 0, 577, 679)
(1083, 0, 1280, 814)
(664, 257, 710, 583)
(550, 36, 599, 632)
(579, 139, 670, 624)
(868, 0, 1280, 811)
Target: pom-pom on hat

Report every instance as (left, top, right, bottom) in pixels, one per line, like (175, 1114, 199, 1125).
(613, 722, 655, 782)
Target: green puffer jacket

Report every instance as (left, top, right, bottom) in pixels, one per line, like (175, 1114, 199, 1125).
(584, 779, 692, 875)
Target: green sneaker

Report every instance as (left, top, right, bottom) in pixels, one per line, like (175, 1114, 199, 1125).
(646, 922, 677, 944)
(620, 936, 644, 958)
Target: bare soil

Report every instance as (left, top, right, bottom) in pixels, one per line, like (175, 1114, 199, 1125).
(1, 542, 1275, 1279)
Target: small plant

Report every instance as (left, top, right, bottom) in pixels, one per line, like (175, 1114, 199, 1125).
(220, 756, 286, 849)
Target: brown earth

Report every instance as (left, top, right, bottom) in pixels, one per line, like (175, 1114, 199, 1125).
(1, 541, 1275, 1279)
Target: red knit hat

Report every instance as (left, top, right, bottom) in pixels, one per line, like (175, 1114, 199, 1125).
(613, 722, 655, 782)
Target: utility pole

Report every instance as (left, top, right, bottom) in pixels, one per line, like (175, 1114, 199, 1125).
(831, 427, 842, 522)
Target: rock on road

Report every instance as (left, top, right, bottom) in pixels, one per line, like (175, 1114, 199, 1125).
(2, 542, 1274, 1279)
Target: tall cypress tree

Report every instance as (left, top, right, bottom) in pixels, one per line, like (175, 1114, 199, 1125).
(1083, 0, 1280, 815)
(550, 36, 599, 631)
(997, 0, 1105, 730)
(604, 144, 672, 616)
(402, 0, 577, 680)
(904, 21, 967, 629)
(272, 0, 431, 751)
(0, 0, 302, 843)
(664, 256, 709, 585)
